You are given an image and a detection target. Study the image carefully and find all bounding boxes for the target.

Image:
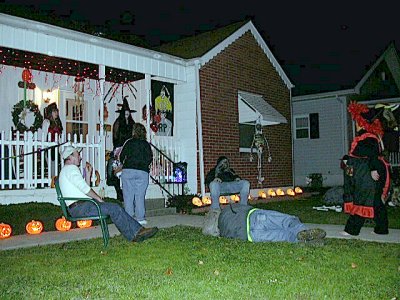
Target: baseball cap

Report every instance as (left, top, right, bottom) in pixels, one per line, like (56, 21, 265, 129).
(61, 145, 82, 159)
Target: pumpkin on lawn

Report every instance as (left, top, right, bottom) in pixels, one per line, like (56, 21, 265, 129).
(0, 223, 12, 239)
(55, 217, 72, 232)
(77, 220, 92, 228)
(26, 220, 43, 234)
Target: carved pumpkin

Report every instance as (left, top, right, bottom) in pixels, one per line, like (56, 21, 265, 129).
(295, 187, 303, 194)
(219, 196, 228, 204)
(276, 188, 285, 196)
(26, 220, 43, 234)
(258, 190, 267, 198)
(230, 194, 240, 202)
(202, 196, 211, 205)
(55, 217, 72, 231)
(287, 188, 295, 196)
(192, 197, 203, 207)
(267, 189, 276, 197)
(0, 223, 12, 239)
(77, 220, 92, 228)
(22, 69, 32, 83)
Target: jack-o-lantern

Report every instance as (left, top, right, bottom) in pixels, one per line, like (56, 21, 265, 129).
(77, 220, 92, 228)
(192, 197, 203, 207)
(219, 196, 228, 204)
(267, 189, 276, 197)
(276, 188, 285, 196)
(230, 194, 240, 202)
(287, 188, 295, 196)
(295, 187, 303, 194)
(0, 223, 12, 239)
(202, 196, 211, 205)
(26, 220, 43, 234)
(55, 217, 72, 231)
(258, 190, 267, 198)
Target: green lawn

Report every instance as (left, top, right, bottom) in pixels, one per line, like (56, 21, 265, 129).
(0, 226, 399, 299)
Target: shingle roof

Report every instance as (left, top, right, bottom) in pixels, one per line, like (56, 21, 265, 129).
(155, 20, 248, 59)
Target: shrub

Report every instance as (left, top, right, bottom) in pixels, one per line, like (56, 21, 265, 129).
(306, 173, 324, 192)
(166, 194, 198, 214)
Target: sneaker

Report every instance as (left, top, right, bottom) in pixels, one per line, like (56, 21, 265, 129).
(137, 219, 148, 226)
(132, 227, 158, 242)
(202, 209, 221, 237)
(297, 228, 326, 242)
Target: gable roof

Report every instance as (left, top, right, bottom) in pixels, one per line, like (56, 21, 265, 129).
(157, 21, 294, 89)
(354, 42, 400, 93)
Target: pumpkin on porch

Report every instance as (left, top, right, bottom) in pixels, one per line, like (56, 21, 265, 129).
(202, 196, 211, 205)
(267, 189, 276, 197)
(55, 217, 72, 231)
(77, 220, 92, 228)
(192, 197, 203, 207)
(0, 223, 12, 239)
(287, 188, 295, 196)
(230, 194, 240, 202)
(26, 220, 43, 234)
(276, 188, 285, 196)
(295, 187, 303, 194)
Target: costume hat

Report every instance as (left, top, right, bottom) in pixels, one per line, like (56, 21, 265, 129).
(348, 101, 384, 136)
(116, 96, 136, 113)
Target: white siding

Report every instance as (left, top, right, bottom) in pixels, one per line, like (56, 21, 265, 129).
(293, 96, 347, 186)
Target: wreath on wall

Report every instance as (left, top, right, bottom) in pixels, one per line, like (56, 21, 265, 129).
(12, 100, 43, 133)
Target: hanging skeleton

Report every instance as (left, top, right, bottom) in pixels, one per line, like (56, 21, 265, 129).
(249, 117, 272, 184)
(73, 76, 85, 106)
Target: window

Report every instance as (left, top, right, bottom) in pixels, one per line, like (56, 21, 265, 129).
(239, 124, 255, 149)
(294, 113, 319, 139)
(65, 97, 88, 141)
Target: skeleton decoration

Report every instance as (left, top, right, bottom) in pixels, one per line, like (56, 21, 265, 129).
(249, 117, 272, 184)
(73, 76, 85, 106)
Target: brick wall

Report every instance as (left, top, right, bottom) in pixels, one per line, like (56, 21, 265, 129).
(198, 31, 292, 191)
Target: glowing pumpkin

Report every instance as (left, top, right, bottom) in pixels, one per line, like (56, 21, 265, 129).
(295, 187, 303, 194)
(0, 223, 12, 239)
(267, 189, 276, 197)
(77, 220, 92, 228)
(248, 194, 253, 201)
(55, 217, 72, 231)
(230, 194, 240, 202)
(26, 220, 43, 234)
(276, 188, 285, 196)
(219, 196, 229, 204)
(287, 188, 295, 196)
(192, 197, 203, 207)
(202, 196, 211, 205)
(258, 190, 267, 198)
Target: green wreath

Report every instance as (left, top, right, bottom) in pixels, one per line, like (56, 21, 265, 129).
(12, 100, 43, 133)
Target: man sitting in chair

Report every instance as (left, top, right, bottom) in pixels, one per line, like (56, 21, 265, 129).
(202, 156, 250, 236)
(58, 145, 158, 243)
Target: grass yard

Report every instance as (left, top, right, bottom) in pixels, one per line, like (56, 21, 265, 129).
(0, 226, 399, 299)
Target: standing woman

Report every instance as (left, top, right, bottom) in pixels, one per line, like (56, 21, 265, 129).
(41, 102, 63, 174)
(120, 123, 153, 225)
(342, 102, 390, 236)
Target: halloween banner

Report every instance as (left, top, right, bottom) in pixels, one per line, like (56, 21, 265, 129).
(151, 80, 174, 136)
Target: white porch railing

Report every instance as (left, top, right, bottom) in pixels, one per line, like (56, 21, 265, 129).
(0, 130, 102, 190)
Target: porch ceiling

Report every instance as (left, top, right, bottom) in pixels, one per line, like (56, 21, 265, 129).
(0, 46, 144, 83)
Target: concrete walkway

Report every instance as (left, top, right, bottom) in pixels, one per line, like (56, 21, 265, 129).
(1, 214, 399, 250)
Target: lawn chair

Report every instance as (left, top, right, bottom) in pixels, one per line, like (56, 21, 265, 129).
(55, 180, 110, 248)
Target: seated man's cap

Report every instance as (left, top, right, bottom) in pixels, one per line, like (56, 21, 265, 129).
(61, 145, 82, 160)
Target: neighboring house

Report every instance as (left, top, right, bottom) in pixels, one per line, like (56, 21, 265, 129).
(292, 42, 400, 187)
(0, 14, 294, 204)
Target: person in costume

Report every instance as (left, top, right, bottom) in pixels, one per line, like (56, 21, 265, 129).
(342, 101, 390, 236)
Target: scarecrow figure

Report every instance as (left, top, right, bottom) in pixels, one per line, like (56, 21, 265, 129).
(249, 117, 272, 184)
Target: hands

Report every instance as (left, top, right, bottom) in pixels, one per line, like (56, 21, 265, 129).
(371, 170, 379, 181)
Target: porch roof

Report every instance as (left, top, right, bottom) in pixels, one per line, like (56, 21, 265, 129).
(238, 91, 287, 126)
(0, 13, 187, 82)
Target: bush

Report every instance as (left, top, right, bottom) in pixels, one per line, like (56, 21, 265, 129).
(306, 173, 324, 192)
(166, 194, 198, 214)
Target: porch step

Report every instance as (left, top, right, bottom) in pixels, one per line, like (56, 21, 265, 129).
(146, 207, 177, 217)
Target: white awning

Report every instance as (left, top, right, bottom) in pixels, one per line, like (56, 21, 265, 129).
(238, 91, 287, 125)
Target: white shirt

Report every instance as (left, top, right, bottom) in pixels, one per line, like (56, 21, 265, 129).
(58, 164, 91, 206)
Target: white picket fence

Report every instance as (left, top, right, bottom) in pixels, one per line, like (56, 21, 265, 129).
(0, 130, 102, 189)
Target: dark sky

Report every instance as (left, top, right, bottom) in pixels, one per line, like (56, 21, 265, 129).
(3, 0, 399, 94)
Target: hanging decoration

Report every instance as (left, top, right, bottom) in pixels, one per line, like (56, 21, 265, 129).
(249, 117, 272, 184)
(73, 76, 85, 106)
(0, 223, 12, 239)
(12, 99, 43, 133)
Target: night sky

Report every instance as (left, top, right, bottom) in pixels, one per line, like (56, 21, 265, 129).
(2, 0, 399, 94)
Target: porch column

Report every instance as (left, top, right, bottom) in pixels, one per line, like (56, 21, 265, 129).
(98, 65, 105, 189)
(145, 74, 151, 142)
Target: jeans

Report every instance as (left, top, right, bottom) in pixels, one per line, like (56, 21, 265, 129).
(69, 201, 142, 241)
(121, 169, 149, 221)
(249, 209, 307, 242)
(209, 180, 250, 209)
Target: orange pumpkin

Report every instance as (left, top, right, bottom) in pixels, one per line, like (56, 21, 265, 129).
(26, 220, 43, 234)
(22, 69, 32, 83)
(0, 223, 12, 239)
(55, 217, 72, 232)
(77, 220, 92, 228)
